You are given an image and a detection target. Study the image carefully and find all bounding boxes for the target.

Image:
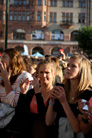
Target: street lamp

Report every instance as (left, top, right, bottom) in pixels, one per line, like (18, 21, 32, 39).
(5, 0, 9, 49)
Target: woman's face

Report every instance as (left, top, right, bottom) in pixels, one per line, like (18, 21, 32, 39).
(65, 58, 80, 79)
(1, 52, 10, 67)
(38, 64, 54, 85)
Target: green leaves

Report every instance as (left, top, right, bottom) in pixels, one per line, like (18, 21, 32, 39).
(76, 25, 92, 55)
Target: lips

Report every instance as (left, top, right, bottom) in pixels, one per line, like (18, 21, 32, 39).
(66, 71, 70, 75)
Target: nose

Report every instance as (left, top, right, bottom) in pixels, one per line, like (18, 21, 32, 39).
(67, 66, 70, 70)
(43, 73, 46, 77)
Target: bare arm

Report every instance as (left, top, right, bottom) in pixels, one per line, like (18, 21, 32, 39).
(45, 98, 57, 126)
(52, 86, 81, 133)
(62, 100, 80, 133)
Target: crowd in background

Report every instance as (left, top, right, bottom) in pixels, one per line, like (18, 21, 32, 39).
(0, 48, 92, 138)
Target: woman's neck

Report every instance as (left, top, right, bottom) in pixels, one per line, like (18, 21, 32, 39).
(40, 84, 53, 93)
(40, 84, 53, 101)
(70, 79, 78, 91)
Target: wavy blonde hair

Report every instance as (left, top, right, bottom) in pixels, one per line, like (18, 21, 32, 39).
(63, 54, 92, 100)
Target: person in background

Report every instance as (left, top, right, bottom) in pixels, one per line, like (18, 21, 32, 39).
(22, 55, 38, 77)
(45, 54, 92, 138)
(88, 97, 92, 125)
(30, 58, 38, 77)
(22, 55, 32, 73)
(0, 48, 33, 137)
(47, 56, 64, 84)
(58, 50, 67, 75)
(78, 97, 92, 137)
(59, 49, 65, 60)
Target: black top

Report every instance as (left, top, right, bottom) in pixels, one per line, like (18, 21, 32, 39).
(53, 84, 92, 138)
(6, 88, 56, 138)
(54, 88, 92, 119)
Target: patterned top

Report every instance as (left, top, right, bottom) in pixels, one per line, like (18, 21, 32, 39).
(0, 71, 33, 107)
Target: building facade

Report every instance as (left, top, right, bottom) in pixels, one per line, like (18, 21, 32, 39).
(0, 0, 92, 56)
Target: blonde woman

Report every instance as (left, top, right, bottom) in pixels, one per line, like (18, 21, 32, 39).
(11, 59, 57, 138)
(45, 54, 92, 138)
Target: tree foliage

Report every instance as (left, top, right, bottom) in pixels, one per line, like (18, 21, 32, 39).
(76, 25, 92, 55)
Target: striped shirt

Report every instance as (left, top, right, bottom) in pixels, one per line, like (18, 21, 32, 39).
(0, 71, 33, 107)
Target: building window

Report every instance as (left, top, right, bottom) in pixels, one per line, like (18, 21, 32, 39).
(63, 0, 73, 7)
(50, 0, 57, 7)
(13, 32, 25, 40)
(22, 12, 25, 21)
(18, 12, 21, 20)
(26, 12, 30, 21)
(50, 12, 52, 22)
(0, 11, 3, 20)
(14, 0, 17, 5)
(52, 30, 64, 40)
(37, 11, 41, 21)
(23, 0, 26, 5)
(32, 30, 44, 40)
(0, 0, 3, 4)
(78, 13, 85, 23)
(13, 29, 25, 40)
(62, 12, 73, 24)
(9, 11, 13, 20)
(54, 13, 57, 22)
(79, 0, 85, 7)
(43, 12, 46, 21)
(50, 12, 57, 22)
(71, 30, 78, 41)
(50, 0, 53, 6)
(54, 0, 57, 6)
(19, 0, 22, 5)
(38, 0, 41, 5)
(14, 11, 17, 20)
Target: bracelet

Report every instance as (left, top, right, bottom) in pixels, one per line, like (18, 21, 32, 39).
(48, 100, 55, 106)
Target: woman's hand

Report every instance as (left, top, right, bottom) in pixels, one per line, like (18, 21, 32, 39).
(19, 78, 30, 94)
(0, 62, 11, 81)
(51, 86, 67, 104)
(78, 99, 89, 116)
(29, 77, 40, 94)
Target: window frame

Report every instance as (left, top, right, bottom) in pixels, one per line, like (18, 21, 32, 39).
(79, 0, 86, 8)
(78, 13, 85, 23)
(63, 0, 73, 7)
(62, 12, 73, 24)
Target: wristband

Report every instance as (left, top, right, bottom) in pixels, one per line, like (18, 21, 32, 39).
(48, 100, 55, 105)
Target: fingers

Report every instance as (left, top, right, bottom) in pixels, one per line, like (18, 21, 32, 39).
(19, 78, 29, 86)
(51, 86, 65, 100)
(0, 62, 3, 70)
(29, 78, 39, 87)
(0, 62, 8, 72)
(19, 78, 30, 94)
(3, 62, 7, 70)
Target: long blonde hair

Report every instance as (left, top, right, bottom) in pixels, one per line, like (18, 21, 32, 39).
(63, 54, 92, 100)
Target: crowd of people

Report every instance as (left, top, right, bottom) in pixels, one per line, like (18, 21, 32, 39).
(0, 48, 92, 138)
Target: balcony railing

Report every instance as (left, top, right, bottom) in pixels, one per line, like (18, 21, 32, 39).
(60, 21, 74, 29)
